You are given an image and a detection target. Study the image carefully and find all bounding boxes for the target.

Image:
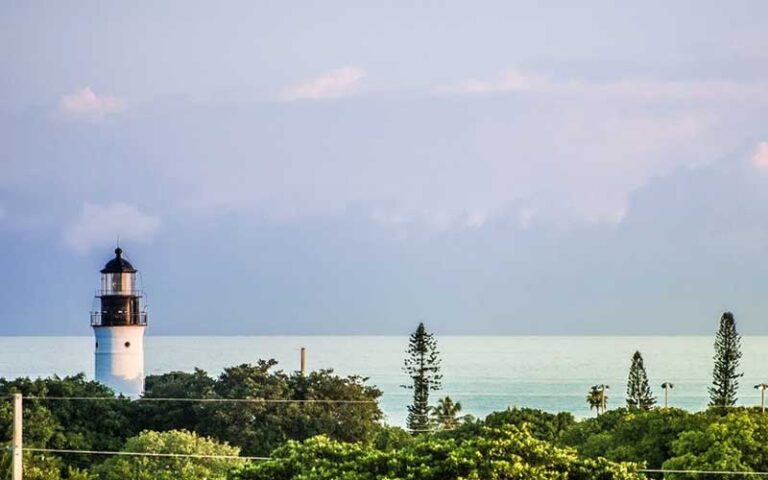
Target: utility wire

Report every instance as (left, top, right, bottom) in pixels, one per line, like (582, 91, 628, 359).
(18, 395, 763, 412)
(23, 396, 375, 404)
(406, 428, 455, 432)
(20, 447, 270, 461)
(12, 448, 768, 475)
(20, 393, 763, 403)
(639, 468, 768, 476)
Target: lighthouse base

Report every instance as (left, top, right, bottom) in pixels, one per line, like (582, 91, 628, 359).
(94, 326, 146, 398)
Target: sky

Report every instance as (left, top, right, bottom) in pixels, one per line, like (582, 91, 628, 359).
(1, 1, 768, 335)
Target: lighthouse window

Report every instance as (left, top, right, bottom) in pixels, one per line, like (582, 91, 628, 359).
(124, 341, 131, 348)
(102, 273, 135, 295)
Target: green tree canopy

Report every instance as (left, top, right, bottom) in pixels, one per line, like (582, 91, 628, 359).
(136, 368, 215, 433)
(560, 408, 702, 469)
(372, 425, 414, 452)
(0, 374, 134, 477)
(482, 408, 575, 443)
(93, 429, 242, 480)
(663, 410, 768, 477)
(232, 425, 644, 480)
(0, 360, 383, 474)
(140, 361, 383, 456)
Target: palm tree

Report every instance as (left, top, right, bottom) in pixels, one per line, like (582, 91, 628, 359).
(587, 386, 601, 414)
(587, 385, 609, 415)
(661, 382, 674, 408)
(431, 396, 463, 430)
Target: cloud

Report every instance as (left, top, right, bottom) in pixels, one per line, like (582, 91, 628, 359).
(753, 142, 768, 172)
(64, 203, 160, 253)
(279, 67, 365, 101)
(461, 211, 487, 229)
(599, 79, 768, 102)
(435, 70, 768, 103)
(517, 208, 535, 229)
(8, 65, 758, 240)
(56, 88, 124, 121)
(371, 209, 488, 232)
(435, 70, 553, 94)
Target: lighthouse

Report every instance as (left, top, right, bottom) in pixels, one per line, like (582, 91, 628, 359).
(91, 247, 147, 397)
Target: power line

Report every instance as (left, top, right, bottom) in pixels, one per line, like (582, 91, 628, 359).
(406, 428, 456, 433)
(384, 391, 768, 401)
(19, 447, 270, 461)
(15, 394, 767, 414)
(20, 393, 765, 404)
(12, 449, 768, 476)
(640, 468, 768, 476)
(23, 396, 375, 404)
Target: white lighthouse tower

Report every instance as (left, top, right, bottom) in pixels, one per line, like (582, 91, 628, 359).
(91, 247, 147, 397)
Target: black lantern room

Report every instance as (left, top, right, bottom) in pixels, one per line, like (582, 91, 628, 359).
(91, 248, 148, 327)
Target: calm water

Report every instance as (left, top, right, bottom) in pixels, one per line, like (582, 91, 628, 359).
(1, 336, 767, 425)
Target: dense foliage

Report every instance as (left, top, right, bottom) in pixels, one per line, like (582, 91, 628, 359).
(4, 375, 768, 479)
(709, 311, 743, 408)
(402, 322, 443, 432)
(4, 336, 768, 480)
(0, 360, 382, 478)
(662, 410, 768, 476)
(482, 408, 576, 443)
(232, 425, 643, 480)
(137, 360, 383, 456)
(560, 406, 768, 475)
(439, 407, 576, 445)
(93, 429, 242, 480)
(561, 407, 702, 469)
(0, 373, 136, 477)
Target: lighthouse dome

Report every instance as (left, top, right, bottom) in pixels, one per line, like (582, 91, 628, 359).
(100, 247, 137, 273)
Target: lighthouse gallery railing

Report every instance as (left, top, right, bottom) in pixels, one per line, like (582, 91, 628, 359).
(90, 312, 148, 327)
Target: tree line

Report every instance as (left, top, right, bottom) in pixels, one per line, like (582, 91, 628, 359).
(0, 362, 381, 479)
(0, 365, 647, 480)
(586, 311, 745, 414)
(401, 311, 747, 430)
(0, 311, 759, 479)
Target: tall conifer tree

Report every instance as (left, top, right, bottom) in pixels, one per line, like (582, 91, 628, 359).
(709, 311, 743, 408)
(402, 322, 442, 432)
(625, 350, 656, 409)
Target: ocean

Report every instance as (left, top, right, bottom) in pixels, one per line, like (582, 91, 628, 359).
(1, 335, 767, 425)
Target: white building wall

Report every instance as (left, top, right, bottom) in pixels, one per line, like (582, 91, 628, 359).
(94, 326, 146, 397)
